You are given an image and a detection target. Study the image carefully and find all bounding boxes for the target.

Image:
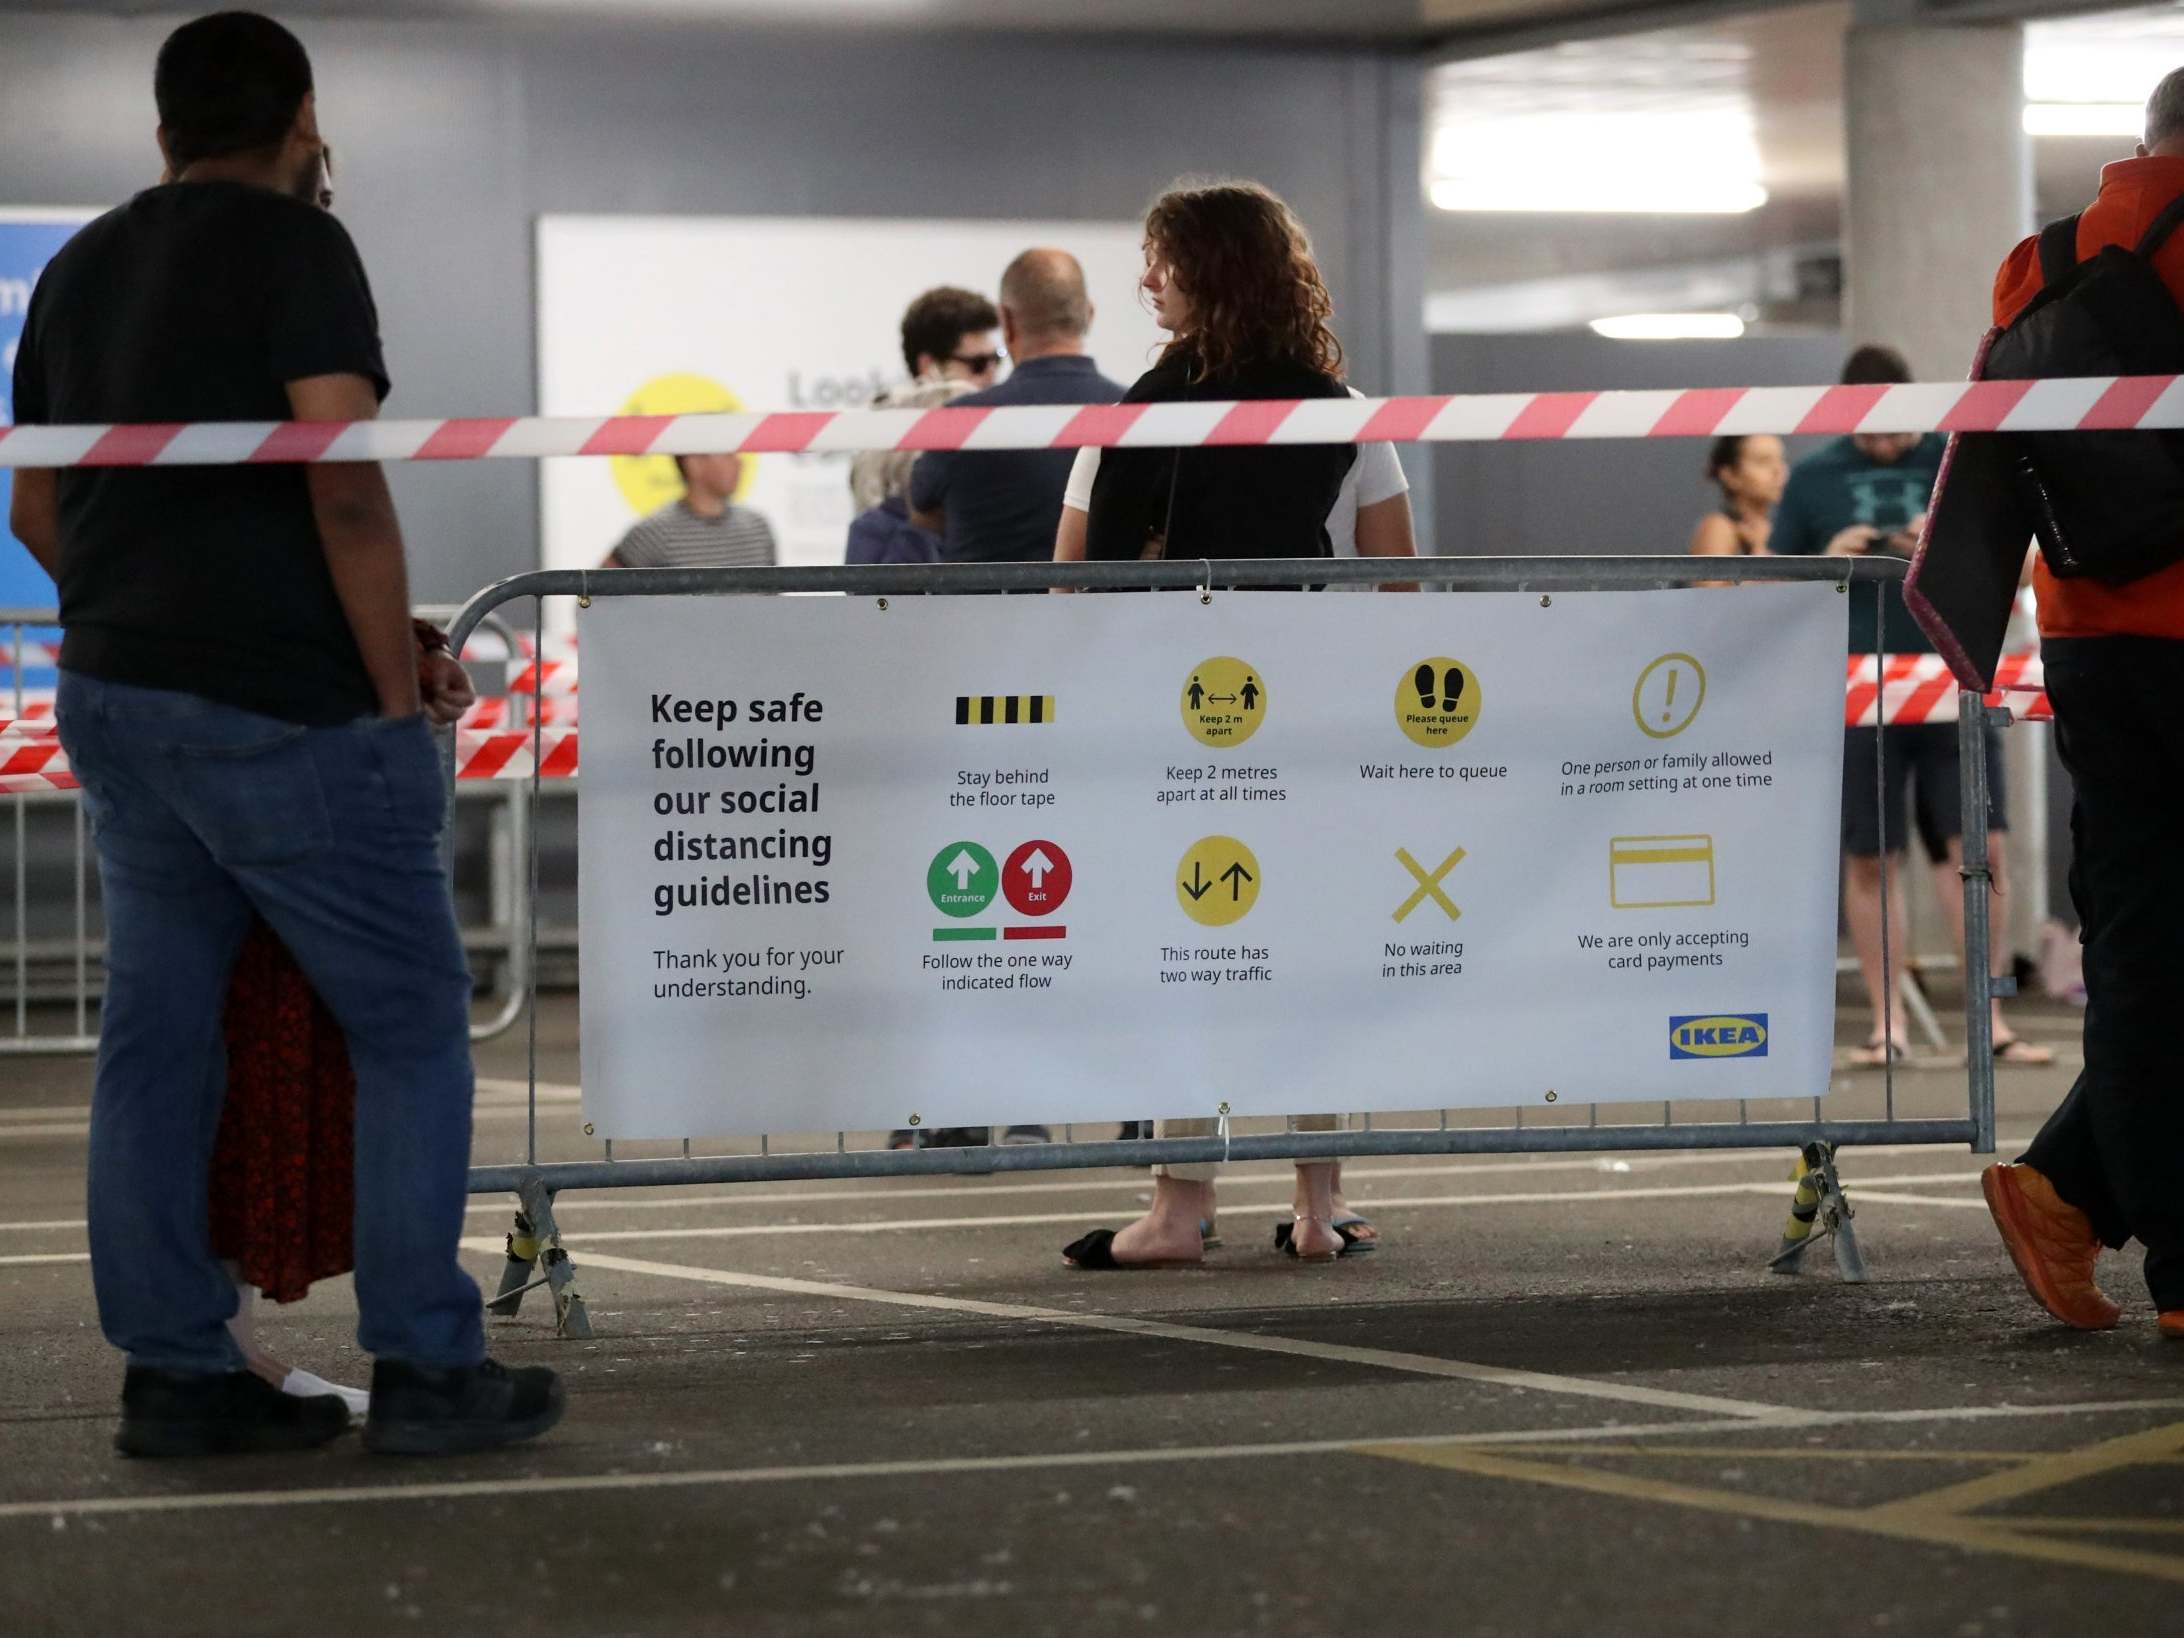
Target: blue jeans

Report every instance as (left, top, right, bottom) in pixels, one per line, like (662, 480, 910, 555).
(57, 672, 484, 1372)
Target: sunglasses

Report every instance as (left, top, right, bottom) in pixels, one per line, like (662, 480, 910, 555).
(951, 352, 1003, 373)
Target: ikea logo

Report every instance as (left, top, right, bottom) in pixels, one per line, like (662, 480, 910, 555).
(1670, 1014, 1769, 1060)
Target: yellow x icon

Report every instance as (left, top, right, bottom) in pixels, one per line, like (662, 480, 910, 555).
(1393, 847, 1465, 923)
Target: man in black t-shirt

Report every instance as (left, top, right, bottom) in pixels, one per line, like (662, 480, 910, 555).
(8, 12, 560, 1459)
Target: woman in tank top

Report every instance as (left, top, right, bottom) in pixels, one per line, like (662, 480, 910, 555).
(1688, 434, 1788, 559)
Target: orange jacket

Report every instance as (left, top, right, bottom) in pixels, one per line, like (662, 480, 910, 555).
(1993, 155, 2184, 640)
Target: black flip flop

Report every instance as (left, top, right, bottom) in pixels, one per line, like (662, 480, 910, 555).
(1273, 1220, 1376, 1260)
(1062, 1229, 1198, 1270)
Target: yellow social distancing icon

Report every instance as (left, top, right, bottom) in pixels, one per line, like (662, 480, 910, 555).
(1181, 658, 1266, 748)
(1609, 835, 1717, 909)
(1177, 836, 1260, 926)
(1395, 658, 1481, 749)
(1393, 847, 1465, 923)
(1633, 653, 1705, 740)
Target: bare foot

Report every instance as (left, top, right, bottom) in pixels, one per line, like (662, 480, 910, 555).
(1285, 1215, 1344, 1260)
(1108, 1212, 1206, 1265)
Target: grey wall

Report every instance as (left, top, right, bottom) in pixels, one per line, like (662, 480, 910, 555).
(0, 11, 1428, 600)
(1429, 331, 1849, 559)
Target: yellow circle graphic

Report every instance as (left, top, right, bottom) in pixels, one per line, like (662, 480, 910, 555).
(1180, 657, 1267, 748)
(610, 372, 752, 517)
(1395, 658, 1482, 750)
(1633, 653, 1706, 740)
(1177, 836, 1260, 927)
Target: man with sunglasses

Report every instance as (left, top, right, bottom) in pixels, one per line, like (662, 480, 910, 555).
(846, 286, 1000, 518)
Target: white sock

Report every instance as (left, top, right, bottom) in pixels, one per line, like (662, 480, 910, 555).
(281, 1368, 370, 1421)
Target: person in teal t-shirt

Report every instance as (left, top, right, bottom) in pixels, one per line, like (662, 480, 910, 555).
(1769, 346, 2046, 1072)
(1769, 429, 1944, 655)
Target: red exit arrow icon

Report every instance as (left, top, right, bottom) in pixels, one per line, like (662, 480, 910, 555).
(1003, 840, 1072, 916)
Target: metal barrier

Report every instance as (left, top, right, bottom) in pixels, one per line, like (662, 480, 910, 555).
(1, 605, 542, 1053)
(447, 552, 2002, 1340)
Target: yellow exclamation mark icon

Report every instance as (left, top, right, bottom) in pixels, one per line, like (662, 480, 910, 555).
(1634, 652, 1705, 740)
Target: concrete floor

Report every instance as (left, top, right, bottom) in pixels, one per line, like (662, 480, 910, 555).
(3, 987, 2180, 1638)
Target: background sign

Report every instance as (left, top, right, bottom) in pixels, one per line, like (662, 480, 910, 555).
(577, 586, 1848, 1139)
(0, 208, 99, 616)
(535, 214, 1167, 584)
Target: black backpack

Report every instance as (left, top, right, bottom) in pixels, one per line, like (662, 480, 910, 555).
(1980, 196, 2184, 582)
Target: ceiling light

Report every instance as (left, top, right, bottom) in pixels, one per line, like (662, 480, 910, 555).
(1433, 178, 1769, 215)
(2022, 101, 2145, 137)
(1430, 103, 1769, 217)
(1589, 312, 1747, 341)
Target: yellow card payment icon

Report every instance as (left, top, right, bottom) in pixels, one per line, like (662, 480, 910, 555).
(1609, 835, 1717, 910)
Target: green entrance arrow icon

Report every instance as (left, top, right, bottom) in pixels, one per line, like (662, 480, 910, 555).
(927, 841, 999, 918)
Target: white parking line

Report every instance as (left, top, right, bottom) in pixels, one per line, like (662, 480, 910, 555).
(1844, 1191, 1992, 1211)
(3, 1395, 2177, 1527)
(532, 1247, 1796, 1420)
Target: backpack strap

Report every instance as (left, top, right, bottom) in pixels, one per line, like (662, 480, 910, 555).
(2134, 194, 2184, 260)
(2037, 214, 2084, 286)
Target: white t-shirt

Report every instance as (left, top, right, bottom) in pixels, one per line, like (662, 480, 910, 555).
(1060, 387, 1409, 561)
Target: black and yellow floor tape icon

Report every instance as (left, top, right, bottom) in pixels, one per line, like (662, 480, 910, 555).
(955, 694, 1055, 726)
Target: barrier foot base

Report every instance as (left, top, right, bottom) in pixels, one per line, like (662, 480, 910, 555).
(486, 1210, 541, 1318)
(1765, 1143, 1868, 1283)
(514, 1176, 594, 1340)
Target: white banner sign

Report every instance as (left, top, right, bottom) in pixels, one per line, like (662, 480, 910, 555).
(577, 587, 1847, 1139)
(536, 214, 1165, 584)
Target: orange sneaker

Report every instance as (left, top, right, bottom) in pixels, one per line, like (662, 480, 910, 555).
(1981, 1163, 2122, 1331)
(2159, 1312, 2184, 1340)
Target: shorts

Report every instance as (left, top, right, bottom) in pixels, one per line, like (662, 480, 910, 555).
(1841, 724, 2007, 861)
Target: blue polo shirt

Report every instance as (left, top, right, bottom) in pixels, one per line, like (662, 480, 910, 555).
(910, 353, 1126, 565)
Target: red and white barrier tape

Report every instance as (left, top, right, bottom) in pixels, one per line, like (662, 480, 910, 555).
(1845, 653, 2048, 727)
(2, 376, 2180, 467)
(0, 660, 2052, 793)
(504, 658, 579, 697)
(0, 726, 580, 794)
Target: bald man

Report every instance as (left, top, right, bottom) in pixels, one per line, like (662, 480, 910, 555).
(910, 249, 1125, 567)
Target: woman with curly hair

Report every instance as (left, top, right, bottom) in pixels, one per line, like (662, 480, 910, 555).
(1056, 179, 1357, 567)
(1059, 181, 1400, 1271)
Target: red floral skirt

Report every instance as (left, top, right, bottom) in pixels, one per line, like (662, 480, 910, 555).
(207, 921, 356, 1303)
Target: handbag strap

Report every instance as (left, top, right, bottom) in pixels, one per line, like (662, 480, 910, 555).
(1148, 448, 1182, 561)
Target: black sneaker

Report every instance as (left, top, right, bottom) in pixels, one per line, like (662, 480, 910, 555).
(115, 1367, 350, 1459)
(362, 1357, 565, 1457)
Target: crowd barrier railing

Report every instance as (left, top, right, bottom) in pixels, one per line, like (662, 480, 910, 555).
(445, 552, 2003, 1340)
(1, 605, 542, 1053)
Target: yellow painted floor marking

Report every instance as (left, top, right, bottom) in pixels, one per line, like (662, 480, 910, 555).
(1481, 1444, 2043, 1465)
(1867, 1420, 2184, 1521)
(1360, 1440, 2184, 1586)
(2007, 1518, 2184, 1537)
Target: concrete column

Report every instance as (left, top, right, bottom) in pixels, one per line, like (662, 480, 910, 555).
(1844, 20, 2032, 381)
(1342, 52, 1434, 553)
(1846, 17, 2048, 970)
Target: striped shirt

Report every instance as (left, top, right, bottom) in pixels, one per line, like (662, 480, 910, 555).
(611, 501, 777, 570)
